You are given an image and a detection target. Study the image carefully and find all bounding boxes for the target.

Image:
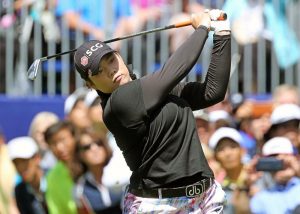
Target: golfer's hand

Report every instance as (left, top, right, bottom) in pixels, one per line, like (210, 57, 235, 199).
(208, 9, 231, 35)
(191, 12, 211, 30)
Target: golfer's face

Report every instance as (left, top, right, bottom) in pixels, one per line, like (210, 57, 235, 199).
(89, 52, 131, 93)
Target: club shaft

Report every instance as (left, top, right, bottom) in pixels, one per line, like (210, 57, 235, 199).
(45, 49, 77, 60)
(44, 12, 227, 60)
(46, 22, 191, 60)
(104, 24, 180, 43)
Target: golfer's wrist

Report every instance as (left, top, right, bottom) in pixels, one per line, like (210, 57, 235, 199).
(215, 30, 231, 35)
(198, 25, 210, 33)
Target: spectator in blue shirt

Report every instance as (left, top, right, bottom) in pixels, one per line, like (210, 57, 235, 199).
(55, 0, 135, 50)
(250, 137, 300, 214)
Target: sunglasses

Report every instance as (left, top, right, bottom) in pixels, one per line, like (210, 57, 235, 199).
(79, 140, 103, 152)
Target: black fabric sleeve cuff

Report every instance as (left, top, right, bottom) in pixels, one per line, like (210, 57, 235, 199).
(197, 25, 209, 33)
(213, 33, 231, 41)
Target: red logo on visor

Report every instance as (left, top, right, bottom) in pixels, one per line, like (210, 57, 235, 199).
(81, 56, 88, 66)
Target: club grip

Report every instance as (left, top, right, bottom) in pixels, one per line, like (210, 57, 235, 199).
(174, 20, 192, 28)
(174, 12, 227, 28)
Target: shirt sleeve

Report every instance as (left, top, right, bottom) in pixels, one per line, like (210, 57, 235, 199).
(172, 33, 231, 110)
(140, 26, 209, 113)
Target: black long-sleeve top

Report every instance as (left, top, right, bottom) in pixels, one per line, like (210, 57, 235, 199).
(102, 26, 231, 189)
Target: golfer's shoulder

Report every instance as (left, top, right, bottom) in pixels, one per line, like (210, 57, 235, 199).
(112, 80, 141, 100)
(109, 80, 144, 111)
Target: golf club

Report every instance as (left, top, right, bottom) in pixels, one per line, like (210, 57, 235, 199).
(27, 12, 227, 80)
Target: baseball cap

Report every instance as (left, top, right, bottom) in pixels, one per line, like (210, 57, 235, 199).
(7, 137, 38, 160)
(270, 103, 300, 125)
(64, 93, 83, 115)
(262, 137, 294, 156)
(74, 40, 115, 80)
(208, 127, 242, 150)
(208, 110, 232, 123)
(84, 90, 100, 107)
(64, 87, 89, 115)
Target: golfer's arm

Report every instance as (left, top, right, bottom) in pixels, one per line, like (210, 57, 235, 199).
(201, 34, 231, 105)
(180, 34, 231, 109)
(141, 26, 209, 112)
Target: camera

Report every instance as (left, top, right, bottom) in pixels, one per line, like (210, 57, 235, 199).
(255, 157, 284, 172)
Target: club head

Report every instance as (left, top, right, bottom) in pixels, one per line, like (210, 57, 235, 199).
(27, 59, 41, 80)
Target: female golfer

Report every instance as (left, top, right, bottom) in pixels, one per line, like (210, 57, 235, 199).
(74, 10, 231, 213)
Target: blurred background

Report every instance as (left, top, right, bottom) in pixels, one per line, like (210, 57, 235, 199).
(0, 0, 299, 140)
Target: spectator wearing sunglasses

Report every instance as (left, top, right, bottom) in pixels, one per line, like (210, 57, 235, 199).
(74, 128, 123, 214)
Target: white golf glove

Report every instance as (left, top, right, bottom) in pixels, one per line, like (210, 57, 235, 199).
(206, 9, 223, 21)
(211, 19, 231, 33)
(205, 9, 231, 33)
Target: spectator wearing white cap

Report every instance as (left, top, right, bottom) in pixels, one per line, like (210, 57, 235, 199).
(7, 136, 48, 214)
(64, 87, 91, 130)
(250, 137, 300, 214)
(265, 103, 300, 154)
(209, 127, 251, 214)
(208, 110, 235, 132)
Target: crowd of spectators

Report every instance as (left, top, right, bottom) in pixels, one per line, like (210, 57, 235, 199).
(1, 83, 300, 214)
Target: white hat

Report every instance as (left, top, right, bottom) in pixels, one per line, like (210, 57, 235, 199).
(64, 93, 79, 115)
(64, 87, 90, 115)
(209, 127, 242, 150)
(262, 137, 294, 156)
(208, 110, 232, 123)
(84, 90, 100, 107)
(270, 104, 300, 125)
(193, 109, 209, 121)
(7, 137, 39, 160)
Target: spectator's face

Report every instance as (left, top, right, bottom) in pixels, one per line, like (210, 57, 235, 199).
(13, 156, 40, 183)
(215, 139, 244, 170)
(251, 115, 271, 140)
(270, 120, 300, 149)
(78, 134, 107, 167)
(68, 100, 91, 129)
(89, 52, 131, 93)
(274, 90, 299, 107)
(48, 128, 76, 162)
